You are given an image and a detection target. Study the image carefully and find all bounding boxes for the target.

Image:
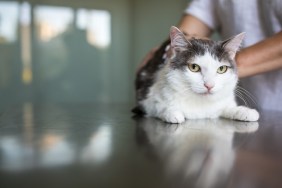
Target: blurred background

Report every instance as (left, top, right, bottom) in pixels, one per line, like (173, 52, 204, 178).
(0, 0, 188, 109)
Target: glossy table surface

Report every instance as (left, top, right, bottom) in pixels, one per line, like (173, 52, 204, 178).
(0, 103, 281, 188)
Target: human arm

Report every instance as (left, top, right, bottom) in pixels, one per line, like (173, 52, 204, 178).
(181, 16, 282, 78)
(236, 31, 282, 78)
(177, 14, 212, 37)
(137, 14, 212, 71)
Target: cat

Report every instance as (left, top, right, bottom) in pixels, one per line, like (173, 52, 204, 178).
(133, 26, 259, 124)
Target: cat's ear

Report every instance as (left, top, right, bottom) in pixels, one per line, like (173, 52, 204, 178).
(222, 32, 245, 59)
(170, 26, 189, 51)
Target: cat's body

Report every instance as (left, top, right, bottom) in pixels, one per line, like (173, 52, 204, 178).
(134, 26, 259, 123)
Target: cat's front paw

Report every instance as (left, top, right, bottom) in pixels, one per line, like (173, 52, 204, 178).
(161, 111, 185, 124)
(222, 106, 259, 122)
(243, 108, 259, 121)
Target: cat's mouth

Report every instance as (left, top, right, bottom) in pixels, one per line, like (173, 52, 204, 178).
(191, 86, 216, 96)
(197, 90, 214, 96)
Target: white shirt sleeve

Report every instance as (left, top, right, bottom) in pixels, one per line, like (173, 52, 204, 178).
(184, 0, 218, 30)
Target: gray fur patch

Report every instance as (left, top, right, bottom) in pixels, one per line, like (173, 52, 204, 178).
(170, 38, 236, 70)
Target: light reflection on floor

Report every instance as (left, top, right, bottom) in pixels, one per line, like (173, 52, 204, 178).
(81, 125, 112, 164)
(0, 103, 113, 171)
(0, 104, 281, 188)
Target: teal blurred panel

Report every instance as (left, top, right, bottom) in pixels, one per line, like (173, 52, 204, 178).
(0, 0, 133, 106)
(0, 1, 23, 106)
(33, 6, 111, 103)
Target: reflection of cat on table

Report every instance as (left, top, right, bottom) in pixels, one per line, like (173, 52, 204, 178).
(135, 117, 259, 188)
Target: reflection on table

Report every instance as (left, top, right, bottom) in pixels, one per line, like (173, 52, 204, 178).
(136, 117, 259, 188)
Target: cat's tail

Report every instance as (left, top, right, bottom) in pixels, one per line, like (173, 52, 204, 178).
(131, 105, 146, 115)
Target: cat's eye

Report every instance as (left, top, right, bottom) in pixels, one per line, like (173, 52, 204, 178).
(217, 66, 228, 74)
(188, 64, 201, 72)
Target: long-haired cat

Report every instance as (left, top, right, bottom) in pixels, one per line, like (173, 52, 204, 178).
(133, 26, 259, 124)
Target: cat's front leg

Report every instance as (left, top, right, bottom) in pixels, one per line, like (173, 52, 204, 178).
(159, 110, 185, 124)
(221, 106, 259, 122)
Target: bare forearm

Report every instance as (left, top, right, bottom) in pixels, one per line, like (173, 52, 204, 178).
(177, 14, 212, 37)
(236, 31, 282, 78)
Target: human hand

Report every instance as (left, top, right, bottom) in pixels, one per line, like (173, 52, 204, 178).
(136, 47, 159, 73)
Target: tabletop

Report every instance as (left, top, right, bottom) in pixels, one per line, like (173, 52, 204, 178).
(0, 103, 281, 188)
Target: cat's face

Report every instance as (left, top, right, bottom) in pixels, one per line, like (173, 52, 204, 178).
(181, 51, 237, 96)
(168, 26, 244, 98)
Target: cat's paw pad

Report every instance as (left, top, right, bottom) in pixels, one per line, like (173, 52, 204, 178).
(233, 107, 259, 122)
(162, 111, 185, 124)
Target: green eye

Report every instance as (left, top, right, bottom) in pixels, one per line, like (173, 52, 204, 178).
(217, 66, 228, 74)
(188, 64, 201, 72)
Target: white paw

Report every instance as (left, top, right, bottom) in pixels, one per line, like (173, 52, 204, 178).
(232, 106, 259, 122)
(161, 111, 185, 124)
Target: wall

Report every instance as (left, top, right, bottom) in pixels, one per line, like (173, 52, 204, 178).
(0, 0, 189, 108)
(132, 0, 189, 68)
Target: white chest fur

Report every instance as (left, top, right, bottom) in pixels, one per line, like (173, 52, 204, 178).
(141, 81, 236, 121)
(140, 63, 237, 123)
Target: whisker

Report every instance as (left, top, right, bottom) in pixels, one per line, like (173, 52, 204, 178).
(235, 90, 249, 107)
(237, 89, 258, 106)
(236, 86, 258, 106)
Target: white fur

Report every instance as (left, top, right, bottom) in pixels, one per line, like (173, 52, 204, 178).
(140, 52, 259, 123)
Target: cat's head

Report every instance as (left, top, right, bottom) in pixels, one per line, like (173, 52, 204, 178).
(167, 26, 244, 99)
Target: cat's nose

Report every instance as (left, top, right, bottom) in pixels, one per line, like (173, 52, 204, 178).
(204, 83, 214, 91)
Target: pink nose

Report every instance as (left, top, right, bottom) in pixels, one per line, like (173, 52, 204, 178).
(204, 83, 214, 91)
